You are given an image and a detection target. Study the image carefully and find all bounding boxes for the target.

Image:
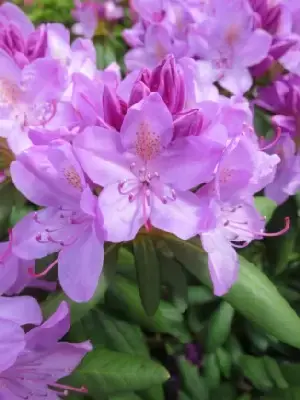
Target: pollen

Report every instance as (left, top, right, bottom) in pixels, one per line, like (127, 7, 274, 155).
(63, 166, 83, 191)
(135, 121, 161, 161)
(219, 168, 232, 183)
(0, 79, 20, 105)
(225, 23, 240, 46)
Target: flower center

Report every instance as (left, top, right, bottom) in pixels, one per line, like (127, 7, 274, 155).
(135, 121, 161, 161)
(63, 166, 83, 191)
(0, 79, 20, 105)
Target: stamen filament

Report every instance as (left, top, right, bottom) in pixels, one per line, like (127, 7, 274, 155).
(28, 259, 58, 278)
(260, 127, 281, 151)
(230, 217, 290, 238)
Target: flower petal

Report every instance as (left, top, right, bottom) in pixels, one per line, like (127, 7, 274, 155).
(74, 126, 134, 186)
(58, 227, 104, 302)
(25, 301, 70, 351)
(151, 189, 200, 240)
(0, 295, 42, 326)
(201, 230, 239, 296)
(12, 210, 61, 260)
(0, 318, 25, 373)
(98, 182, 145, 242)
(120, 92, 173, 159)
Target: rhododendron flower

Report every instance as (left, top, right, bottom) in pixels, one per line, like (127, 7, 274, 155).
(265, 134, 300, 204)
(195, 127, 281, 295)
(11, 140, 105, 302)
(200, 198, 265, 296)
(72, 0, 124, 39)
(0, 2, 47, 67)
(0, 301, 92, 398)
(0, 51, 66, 154)
(0, 295, 42, 374)
(0, 231, 56, 296)
(74, 92, 226, 242)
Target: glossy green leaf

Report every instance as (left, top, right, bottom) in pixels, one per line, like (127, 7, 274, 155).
(211, 383, 237, 400)
(265, 197, 298, 275)
(42, 278, 107, 324)
(71, 348, 170, 396)
(160, 253, 188, 312)
(0, 182, 16, 237)
(239, 355, 273, 391)
(97, 310, 149, 357)
(165, 234, 300, 349)
(107, 276, 191, 342)
(110, 394, 142, 400)
(178, 391, 192, 400)
(254, 197, 277, 223)
(216, 347, 232, 379)
(187, 286, 214, 305)
(203, 353, 221, 390)
(205, 301, 234, 352)
(133, 237, 161, 316)
(263, 356, 288, 389)
(280, 363, 300, 386)
(177, 357, 209, 400)
(139, 385, 164, 400)
(262, 387, 300, 400)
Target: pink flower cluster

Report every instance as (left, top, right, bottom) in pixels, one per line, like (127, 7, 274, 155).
(0, 1, 297, 394)
(124, 0, 298, 95)
(0, 2, 287, 301)
(72, 0, 124, 38)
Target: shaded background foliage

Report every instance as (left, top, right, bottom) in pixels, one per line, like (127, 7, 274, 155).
(7, 1, 300, 399)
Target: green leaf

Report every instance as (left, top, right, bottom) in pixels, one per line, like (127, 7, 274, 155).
(262, 387, 300, 400)
(280, 363, 300, 386)
(0, 182, 15, 237)
(216, 347, 232, 379)
(239, 355, 273, 391)
(205, 301, 234, 352)
(110, 394, 142, 400)
(225, 335, 243, 365)
(97, 311, 149, 357)
(237, 395, 252, 400)
(203, 353, 221, 390)
(210, 383, 237, 400)
(42, 278, 107, 324)
(187, 286, 214, 305)
(177, 357, 209, 400)
(139, 385, 164, 400)
(71, 348, 170, 396)
(165, 234, 300, 349)
(178, 391, 192, 400)
(254, 197, 277, 223)
(133, 237, 161, 316)
(160, 253, 188, 312)
(107, 276, 191, 342)
(265, 197, 298, 275)
(263, 356, 288, 390)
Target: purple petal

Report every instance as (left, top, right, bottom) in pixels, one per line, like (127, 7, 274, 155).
(151, 189, 200, 240)
(0, 318, 25, 373)
(74, 126, 133, 186)
(58, 227, 104, 302)
(12, 210, 61, 260)
(120, 92, 173, 159)
(98, 182, 144, 242)
(0, 296, 42, 326)
(201, 230, 239, 296)
(240, 29, 272, 67)
(25, 301, 70, 351)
